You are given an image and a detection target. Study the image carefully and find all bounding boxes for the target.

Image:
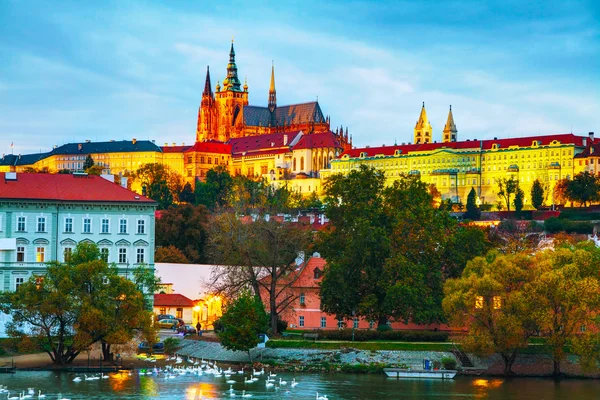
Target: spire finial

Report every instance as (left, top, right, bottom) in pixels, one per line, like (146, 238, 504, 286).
(268, 62, 277, 112)
(422, 101, 425, 107)
(203, 65, 213, 97)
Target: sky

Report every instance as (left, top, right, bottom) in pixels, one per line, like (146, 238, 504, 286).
(1, 0, 599, 155)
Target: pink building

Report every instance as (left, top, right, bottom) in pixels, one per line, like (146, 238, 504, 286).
(272, 253, 450, 331)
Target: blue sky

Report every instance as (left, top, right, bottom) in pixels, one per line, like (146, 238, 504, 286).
(1, 0, 599, 155)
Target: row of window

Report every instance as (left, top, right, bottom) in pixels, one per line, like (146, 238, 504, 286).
(15, 244, 146, 264)
(298, 316, 367, 329)
(8, 216, 145, 235)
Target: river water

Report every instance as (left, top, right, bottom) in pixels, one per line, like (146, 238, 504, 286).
(0, 369, 598, 399)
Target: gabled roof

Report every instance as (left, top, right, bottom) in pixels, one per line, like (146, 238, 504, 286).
(339, 134, 586, 159)
(243, 102, 326, 127)
(154, 293, 195, 307)
(0, 172, 155, 204)
(229, 131, 302, 155)
(293, 131, 342, 150)
(185, 141, 232, 154)
(0, 152, 50, 166)
(574, 138, 599, 158)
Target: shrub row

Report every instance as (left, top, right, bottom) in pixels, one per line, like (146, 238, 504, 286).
(558, 211, 600, 221)
(313, 329, 449, 342)
(544, 217, 594, 234)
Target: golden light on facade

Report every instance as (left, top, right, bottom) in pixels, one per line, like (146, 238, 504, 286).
(475, 296, 484, 309)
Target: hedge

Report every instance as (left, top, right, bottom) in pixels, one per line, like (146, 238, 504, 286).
(558, 211, 600, 221)
(544, 217, 594, 234)
(312, 329, 449, 342)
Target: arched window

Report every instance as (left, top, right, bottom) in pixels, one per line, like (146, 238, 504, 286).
(293, 158, 297, 171)
(300, 157, 304, 170)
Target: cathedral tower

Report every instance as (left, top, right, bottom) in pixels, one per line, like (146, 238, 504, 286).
(215, 41, 249, 141)
(443, 105, 457, 143)
(196, 66, 216, 142)
(414, 102, 432, 144)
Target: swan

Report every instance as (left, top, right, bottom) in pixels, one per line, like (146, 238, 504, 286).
(101, 373, 109, 379)
(27, 389, 34, 396)
(244, 377, 254, 384)
(316, 393, 328, 400)
(72, 376, 81, 382)
(241, 391, 252, 398)
(37, 390, 45, 399)
(22, 391, 33, 399)
(291, 378, 298, 388)
(279, 377, 287, 386)
(265, 381, 274, 388)
(226, 379, 236, 384)
(7, 393, 19, 400)
(237, 368, 244, 375)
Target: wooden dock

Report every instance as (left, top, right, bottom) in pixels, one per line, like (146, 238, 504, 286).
(0, 360, 16, 373)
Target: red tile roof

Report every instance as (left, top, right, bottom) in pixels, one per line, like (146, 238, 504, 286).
(185, 141, 232, 154)
(161, 145, 192, 153)
(293, 131, 342, 150)
(154, 293, 195, 307)
(229, 131, 302, 155)
(340, 134, 586, 158)
(0, 173, 156, 203)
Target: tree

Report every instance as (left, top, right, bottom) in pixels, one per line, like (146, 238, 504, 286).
(489, 219, 543, 254)
(179, 182, 195, 204)
(207, 213, 312, 335)
(497, 176, 519, 211)
(566, 172, 600, 207)
(0, 242, 154, 364)
(442, 225, 491, 279)
(155, 204, 210, 263)
(513, 187, 524, 214)
(553, 178, 570, 206)
(85, 165, 104, 176)
(526, 245, 600, 377)
(155, 245, 189, 264)
(195, 166, 233, 209)
(464, 187, 481, 220)
(217, 291, 269, 362)
(136, 163, 184, 209)
(148, 179, 173, 210)
(83, 155, 94, 171)
(443, 252, 537, 375)
(428, 184, 442, 208)
(531, 179, 545, 209)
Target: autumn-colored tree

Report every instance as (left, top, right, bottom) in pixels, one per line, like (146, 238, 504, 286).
(428, 184, 442, 208)
(85, 165, 104, 176)
(136, 163, 184, 209)
(217, 291, 269, 362)
(527, 244, 600, 377)
(155, 245, 189, 264)
(443, 252, 537, 375)
(207, 213, 312, 334)
(566, 172, 600, 207)
(155, 204, 210, 263)
(553, 178, 570, 206)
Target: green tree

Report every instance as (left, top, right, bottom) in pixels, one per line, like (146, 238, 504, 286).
(155, 204, 210, 263)
(85, 165, 104, 176)
(83, 155, 94, 171)
(527, 245, 600, 377)
(207, 213, 312, 334)
(513, 187, 524, 214)
(464, 187, 481, 220)
(179, 182, 195, 204)
(195, 166, 233, 209)
(155, 245, 189, 264)
(217, 291, 269, 362)
(443, 252, 537, 375)
(147, 179, 173, 210)
(136, 163, 183, 209)
(0, 242, 154, 364)
(566, 172, 600, 207)
(531, 179, 545, 209)
(497, 176, 519, 211)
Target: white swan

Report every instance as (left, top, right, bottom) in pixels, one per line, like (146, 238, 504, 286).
(7, 393, 19, 400)
(291, 378, 298, 388)
(265, 381, 274, 388)
(72, 376, 81, 382)
(279, 377, 287, 386)
(244, 377, 254, 384)
(241, 391, 252, 398)
(101, 373, 109, 379)
(316, 393, 328, 400)
(226, 379, 236, 384)
(37, 390, 45, 399)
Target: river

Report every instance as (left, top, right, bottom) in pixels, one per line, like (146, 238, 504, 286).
(0, 369, 598, 399)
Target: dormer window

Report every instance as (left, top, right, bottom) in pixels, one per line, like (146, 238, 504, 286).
(313, 268, 322, 279)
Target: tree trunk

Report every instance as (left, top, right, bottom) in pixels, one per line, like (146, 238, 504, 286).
(377, 316, 388, 329)
(102, 342, 111, 361)
(553, 358, 561, 378)
(500, 351, 517, 376)
(247, 350, 253, 363)
(270, 311, 279, 336)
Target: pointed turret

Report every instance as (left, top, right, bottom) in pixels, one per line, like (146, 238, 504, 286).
(222, 41, 242, 92)
(414, 102, 432, 144)
(203, 66, 213, 97)
(268, 62, 277, 112)
(443, 105, 457, 143)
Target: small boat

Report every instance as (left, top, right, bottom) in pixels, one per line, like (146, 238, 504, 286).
(383, 368, 457, 379)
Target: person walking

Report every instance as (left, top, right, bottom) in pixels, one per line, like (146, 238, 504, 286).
(196, 322, 202, 336)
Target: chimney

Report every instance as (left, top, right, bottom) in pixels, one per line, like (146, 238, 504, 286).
(172, 142, 176, 147)
(589, 132, 595, 141)
(132, 138, 137, 144)
(120, 177, 128, 189)
(85, 139, 91, 143)
(78, 144, 83, 151)
(583, 137, 587, 147)
(283, 134, 288, 146)
(164, 143, 168, 146)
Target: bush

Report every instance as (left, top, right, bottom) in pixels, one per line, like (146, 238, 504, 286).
(432, 360, 442, 370)
(441, 356, 457, 370)
(162, 337, 181, 355)
(376, 324, 392, 332)
(558, 211, 600, 221)
(544, 217, 593, 234)
(276, 319, 288, 334)
(213, 318, 224, 333)
(313, 329, 449, 342)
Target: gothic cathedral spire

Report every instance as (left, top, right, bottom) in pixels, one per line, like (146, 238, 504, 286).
(268, 62, 277, 113)
(203, 66, 213, 97)
(443, 105, 457, 143)
(414, 102, 432, 144)
(222, 41, 242, 92)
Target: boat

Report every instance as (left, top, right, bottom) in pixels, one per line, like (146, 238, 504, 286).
(383, 368, 457, 379)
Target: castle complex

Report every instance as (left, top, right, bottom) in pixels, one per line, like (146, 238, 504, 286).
(0, 43, 596, 207)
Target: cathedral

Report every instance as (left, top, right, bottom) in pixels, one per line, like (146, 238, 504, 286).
(196, 41, 350, 147)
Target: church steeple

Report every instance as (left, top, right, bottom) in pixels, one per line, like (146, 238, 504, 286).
(203, 66, 213, 97)
(222, 41, 242, 92)
(268, 62, 277, 112)
(414, 102, 432, 144)
(443, 105, 457, 143)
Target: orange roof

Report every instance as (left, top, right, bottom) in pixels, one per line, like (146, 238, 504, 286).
(293, 131, 342, 150)
(229, 131, 302, 155)
(341, 134, 586, 158)
(0, 173, 155, 204)
(185, 141, 232, 154)
(154, 293, 195, 307)
(161, 145, 192, 153)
